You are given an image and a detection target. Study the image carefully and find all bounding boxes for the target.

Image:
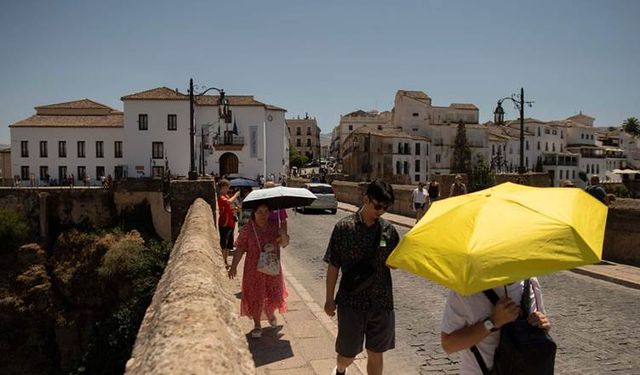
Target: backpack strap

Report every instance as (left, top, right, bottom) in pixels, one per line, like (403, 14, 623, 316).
(470, 346, 491, 375)
(482, 288, 500, 305)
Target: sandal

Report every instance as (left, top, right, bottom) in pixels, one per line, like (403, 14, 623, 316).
(268, 317, 278, 328)
(250, 328, 262, 339)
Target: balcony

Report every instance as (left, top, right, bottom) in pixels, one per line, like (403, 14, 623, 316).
(213, 132, 244, 151)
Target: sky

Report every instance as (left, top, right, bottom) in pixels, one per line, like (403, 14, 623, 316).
(1, 0, 639, 145)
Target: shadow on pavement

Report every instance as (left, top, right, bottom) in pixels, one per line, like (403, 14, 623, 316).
(245, 326, 294, 367)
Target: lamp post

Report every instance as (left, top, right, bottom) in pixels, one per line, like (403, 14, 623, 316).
(188, 78, 231, 180)
(493, 88, 534, 174)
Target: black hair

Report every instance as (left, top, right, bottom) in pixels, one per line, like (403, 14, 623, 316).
(366, 179, 394, 205)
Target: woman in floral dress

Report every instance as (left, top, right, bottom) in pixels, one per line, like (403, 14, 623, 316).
(228, 203, 288, 338)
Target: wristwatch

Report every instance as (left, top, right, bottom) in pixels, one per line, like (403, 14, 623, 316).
(483, 318, 498, 332)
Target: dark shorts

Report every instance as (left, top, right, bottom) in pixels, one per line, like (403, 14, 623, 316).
(336, 305, 395, 357)
(414, 202, 426, 210)
(219, 226, 234, 250)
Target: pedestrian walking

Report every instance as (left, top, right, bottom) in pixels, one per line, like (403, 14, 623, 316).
(449, 174, 467, 197)
(411, 182, 430, 223)
(427, 179, 440, 203)
(217, 179, 240, 268)
(228, 202, 289, 339)
(324, 179, 400, 375)
(263, 181, 290, 248)
(441, 278, 552, 375)
(585, 175, 609, 205)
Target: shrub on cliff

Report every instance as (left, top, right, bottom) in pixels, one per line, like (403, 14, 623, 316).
(0, 209, 30, 253)
(98, 231, 146, 279)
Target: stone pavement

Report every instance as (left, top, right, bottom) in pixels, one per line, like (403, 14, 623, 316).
(338, 202, 640, 291)
(231, 257, 366, 375)
(229, 203, 640, 374)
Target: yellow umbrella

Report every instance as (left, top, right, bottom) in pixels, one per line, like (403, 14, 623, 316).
(386, 182, 607, 295)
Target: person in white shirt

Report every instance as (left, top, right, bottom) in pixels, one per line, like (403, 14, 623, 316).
(440, 279, 551, 375)
(411, 182, 430, 223)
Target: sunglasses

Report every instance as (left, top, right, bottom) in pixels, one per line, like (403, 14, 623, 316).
(369, 198, 390, 211)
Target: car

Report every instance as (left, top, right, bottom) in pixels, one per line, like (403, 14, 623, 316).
(302, 183, 337, 214)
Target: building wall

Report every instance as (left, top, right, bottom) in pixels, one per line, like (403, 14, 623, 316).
(10, 126, 123, 186)
(0, 149, 11, 183)
(123, 100, 190, 178)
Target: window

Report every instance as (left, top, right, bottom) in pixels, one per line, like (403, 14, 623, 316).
(581, 134, 584, 139)
(545, 128, 550, 134)
(21, 141, 28, 157)
(21, 166, 29, 180)
(96, 166, 105, 180)
(114, 141, 123, 158)
(586, 165, 590, 174)
(306, 138, 311, 147)
(426, 144, 429, 155)
(296, 127, 301, 135)
(436, 154, 441, 163)
(412, 112, 419, 117)
(39, 166, 48, 181)
(96, 141, 104, 158)
(348, 125, 353, 131)
(404, 143, 410, 154)
(59, 141, 67, 157)
(296, 139, 301, 147)
(77, 166, 86, 181)
(415, 159, 421, 172)
(378, 125, 382, 130)
(77, 141, 85, 158)
(152, 142, 164, 159)
(537, 128, 541, 137)
(167, 114, 177, 131)
(590, 134, 594, 140)
(560, 170, 563, 179)
(152, 166, 165, 178)
(526, 157, 529, 167)
(58, 166, 67, 181)
(139, 114, 148, 130)
(306, 127, 311, 135)
(537, 141, 540, 150)
(415, 174, 420, 182)
(492, 144, 495, 155)
(39, 141, 47, 157)
(572, 170, 575, 179)
(526, 140, 529, 150)
(415, 143, 421, 155)
(596, 164, 600, 174)
(552, 130, 557, 135)
(404, 161, 409, 174)
(396, 161, 401, 174)
(560, 144, 563, 152)
(552, 143, 556, 152)
(561, 130, 564, 139)
(545, 142, 548, 151)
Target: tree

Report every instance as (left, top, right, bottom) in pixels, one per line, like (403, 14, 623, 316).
(622, 117, 640, 136)
(289, 148, 308, 169)
(451, 120, 472, 174)
(0, 209, 29, 253)
(468, 155, 495, 192)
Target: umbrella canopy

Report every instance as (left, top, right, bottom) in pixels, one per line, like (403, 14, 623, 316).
(242, 186, 317, 210)
(229, 177, 259, 187)
(386, 182, 608, 296)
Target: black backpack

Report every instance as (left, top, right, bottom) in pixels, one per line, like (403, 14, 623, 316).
(471, 279, 557, 375)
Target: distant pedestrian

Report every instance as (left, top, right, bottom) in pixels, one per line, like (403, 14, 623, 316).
(324, 179, 400, 375)
(217, 179, 240, 268)
(585, 175, 609, 205)
(427, 179, 440, 203)
(70, 174, 75, 187)
(449, 174, 467, 197)
(560, 180, 575, 188)
(228, 202, 289, 339)
(411, 182, 430, 223)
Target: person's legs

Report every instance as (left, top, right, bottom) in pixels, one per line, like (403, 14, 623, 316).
(366, 350, 383, 375)
(336, 354, 355, 373)
(335, 305, 366, 373)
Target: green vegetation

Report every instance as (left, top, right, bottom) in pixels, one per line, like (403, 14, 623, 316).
(622, 117, 639, 136)
(0, 209, 30, 254)
(451, 121, 472, 174)
(468, 156, 495, 192)
(290, 147, 309, 169)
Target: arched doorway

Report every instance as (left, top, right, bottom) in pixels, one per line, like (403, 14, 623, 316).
(219, 152, 239, 176)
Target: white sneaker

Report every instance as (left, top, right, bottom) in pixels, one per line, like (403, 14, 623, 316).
(250, 328, 262, 339)
(269, 317, 278, 328)
(331, 367, 346, 375)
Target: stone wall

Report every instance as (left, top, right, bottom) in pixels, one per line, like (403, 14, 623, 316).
(125, 199, 255, 375)
(170, 179, 216, 242)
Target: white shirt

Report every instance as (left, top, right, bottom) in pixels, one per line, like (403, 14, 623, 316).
(441, 279, 545, 375)
(411, 188, 428, 204)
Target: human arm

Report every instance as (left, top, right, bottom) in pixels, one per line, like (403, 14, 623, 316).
(324, 264, 339, 316)
(227, 191, 241, 204)
(227, 248, 245, 279)
(441, 296, 520, 354)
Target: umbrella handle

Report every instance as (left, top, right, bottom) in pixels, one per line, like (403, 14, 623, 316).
(504, 285, 508, 298)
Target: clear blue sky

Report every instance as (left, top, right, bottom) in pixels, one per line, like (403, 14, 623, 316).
(1, 0, 639, 144)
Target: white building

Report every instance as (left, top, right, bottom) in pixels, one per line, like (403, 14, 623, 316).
(10, 87, 289, 185)
(10, 99, 125, 186)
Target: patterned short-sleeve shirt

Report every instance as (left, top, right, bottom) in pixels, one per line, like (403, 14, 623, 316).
(323, 211, 400, 311)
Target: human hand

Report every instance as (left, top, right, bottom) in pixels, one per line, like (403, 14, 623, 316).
(528, 311, 551, 331)
(324, 299, 336, 317)
(227, 266, 237, 279)
(277, 233, 290, 248)
(491, 297, 520, 328)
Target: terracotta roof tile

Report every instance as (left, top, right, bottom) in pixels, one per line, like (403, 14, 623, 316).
(10, 113, 123, 128)
(121, 87, 187, 101)
(35, 98, 115, 110)
(450, 103, 478, 110)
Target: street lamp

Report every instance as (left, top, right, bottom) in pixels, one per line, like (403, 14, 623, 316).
(188, 78, 231, 180)
(493, 87, 534, 174)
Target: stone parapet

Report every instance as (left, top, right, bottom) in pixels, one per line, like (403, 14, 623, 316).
(125, 198, 255, 375)
(169, 179, 216, 241)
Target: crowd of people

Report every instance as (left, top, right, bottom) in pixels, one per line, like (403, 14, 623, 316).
(217, 174, 610, 375)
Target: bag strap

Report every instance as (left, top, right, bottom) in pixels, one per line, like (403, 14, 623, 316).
(520, 278, 532, 317)
(482, 288, 500, 305)
(470, 346, 491, 375)
(251, 221, 263, 251)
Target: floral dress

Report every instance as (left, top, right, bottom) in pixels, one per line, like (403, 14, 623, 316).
(234, 219, 288, 319)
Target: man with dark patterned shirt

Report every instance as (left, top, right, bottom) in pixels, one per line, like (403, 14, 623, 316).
(324, 179, 400, 375)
